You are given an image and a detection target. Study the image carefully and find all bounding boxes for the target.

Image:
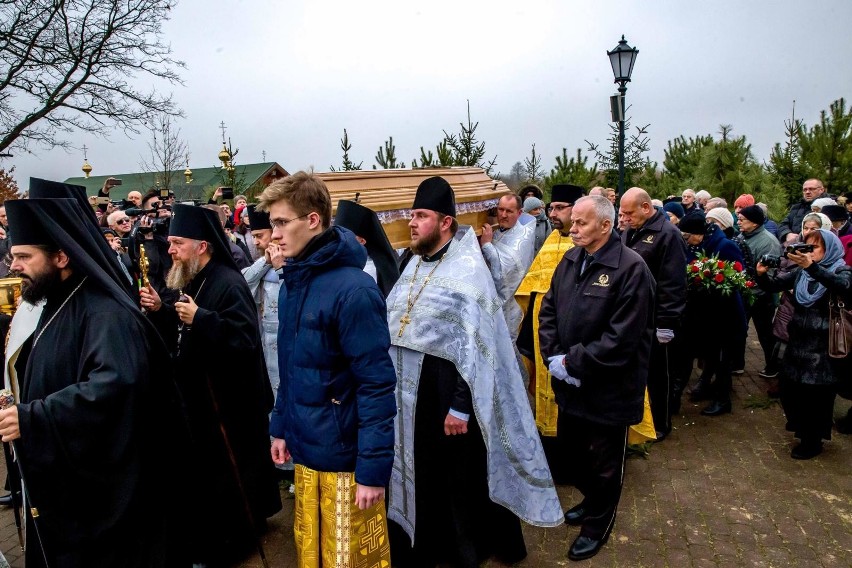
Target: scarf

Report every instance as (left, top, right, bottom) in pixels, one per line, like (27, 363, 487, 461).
(794, 229, 846, 307)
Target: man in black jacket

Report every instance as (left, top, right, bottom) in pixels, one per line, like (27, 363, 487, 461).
(619, 187, 688, 439)
(539, 195, 655, 561)
(778, 178, 828, 243)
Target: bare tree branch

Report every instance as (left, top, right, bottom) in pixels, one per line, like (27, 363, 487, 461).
(0, 0, 185, 155)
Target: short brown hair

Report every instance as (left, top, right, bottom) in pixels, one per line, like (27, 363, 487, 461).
(257, 171, 332, 229)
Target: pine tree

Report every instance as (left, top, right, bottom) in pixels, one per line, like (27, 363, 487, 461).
(375, 136, 400, 169)
(442, 101, 497, 174)
(523, 143, 544, 184)
(768, 101, 808, 207)
(798, 97, 852, 195)
(586, 117, 653, 188)
(330, 128, 363, 172)
(542, 148, 599, 196)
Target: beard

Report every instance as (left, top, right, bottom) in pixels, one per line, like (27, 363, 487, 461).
(410, 223, 442, 257)
(20, 265, 62, 304)
(166, 255, 202, 290)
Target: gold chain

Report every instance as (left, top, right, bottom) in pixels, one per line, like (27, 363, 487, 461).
(398, 256, 444, 337)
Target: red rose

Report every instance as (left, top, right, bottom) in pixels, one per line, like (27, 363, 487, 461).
(703, 269, 712, 277)
(693, 276, 702, 284)
(691, 265, 700, 273)
(733, 261, 743, 272)
(746, 280, 756, 288)
(717, 261, 725, 269)
(714, 273, 725, 283)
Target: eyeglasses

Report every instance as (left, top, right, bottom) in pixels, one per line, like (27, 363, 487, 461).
(117, 218, 131, 223)
(550, 204, 572, 212)
(270, 213, 310, 229)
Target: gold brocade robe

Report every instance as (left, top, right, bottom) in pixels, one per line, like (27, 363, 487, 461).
(516, 230, 656, 444)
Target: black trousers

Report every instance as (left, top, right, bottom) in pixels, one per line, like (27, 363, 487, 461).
(733, 293, 777, 371)
(648, 339, 675, 434)
(556, 412, 628, 540)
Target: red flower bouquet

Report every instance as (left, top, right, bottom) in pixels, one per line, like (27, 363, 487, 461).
(686, 255, 755, 303)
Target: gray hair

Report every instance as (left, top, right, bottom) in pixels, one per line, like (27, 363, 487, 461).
(682, 188, 696, 197)
(705, 197, 728, 211)
(695, 190, 711, 200)
(575, 195, 615, 225)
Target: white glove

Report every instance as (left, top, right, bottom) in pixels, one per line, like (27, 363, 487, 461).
(656, 328, 674, 344)
(547, 355, 581, 387)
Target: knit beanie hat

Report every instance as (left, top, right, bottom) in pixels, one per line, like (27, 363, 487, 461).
(738, 204, 765, 226)
(663, 201, 685, 219)
(523, 196, 544, 213)
(734, 194, 755, 208)
(678, 211, 707, 234)
(705, 207, 734, 230)
(811, 197, 837, 210)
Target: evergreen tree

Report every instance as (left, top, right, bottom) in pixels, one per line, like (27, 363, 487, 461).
(375, 136, 400, 169)
(330, 128, 363, 172)
(523, 143, 544, 184)
(693, 125, 754, 206)
(442, 100, 497, 174)
(411, 147, 435, 168)
(542, 148, 598, 196)
(768, 101, 808, 207)
(798, 97, 852, 195)
(586, 117, 653, 188)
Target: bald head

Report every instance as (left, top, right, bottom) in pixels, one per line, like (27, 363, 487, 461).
(127, 191, 143, 207)
(618, 187, 656, 230)
(588, 186, 605, 196)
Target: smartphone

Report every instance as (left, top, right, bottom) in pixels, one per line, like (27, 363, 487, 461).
(110, 178, 123, 186)
(96, 196, 110, 205)
(220, 187, 234, 200)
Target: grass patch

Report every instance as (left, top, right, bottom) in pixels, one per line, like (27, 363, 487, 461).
(743, 395, 780, 410)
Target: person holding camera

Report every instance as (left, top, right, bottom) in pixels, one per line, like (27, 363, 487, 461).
(130, 190, 176, 305)
(734, 206, 783, 378)
(755, 229, 851, 458)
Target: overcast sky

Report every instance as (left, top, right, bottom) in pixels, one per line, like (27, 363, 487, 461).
(7, 0, 852, 188)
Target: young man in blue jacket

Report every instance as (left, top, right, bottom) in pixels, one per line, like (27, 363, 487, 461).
(258, 171, 396, 566)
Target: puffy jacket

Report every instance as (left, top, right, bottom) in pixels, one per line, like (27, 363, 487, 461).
(270, 226, 396, 487)
(778, 199, 816, 242)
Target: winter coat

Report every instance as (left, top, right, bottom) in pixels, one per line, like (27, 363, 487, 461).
(622, 210, 688, 330)
(539, 232, 656, 426)
(271, 226, 396, 487)
(757, 263, 852, 385)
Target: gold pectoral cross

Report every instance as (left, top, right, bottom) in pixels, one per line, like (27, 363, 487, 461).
(398, 314, 411, 337)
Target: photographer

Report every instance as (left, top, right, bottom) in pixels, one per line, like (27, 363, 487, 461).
(755, 229, 851, 459)
(131, 189, 177, 306)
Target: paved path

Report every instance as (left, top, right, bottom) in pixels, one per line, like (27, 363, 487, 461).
(1, 335, 850, 567)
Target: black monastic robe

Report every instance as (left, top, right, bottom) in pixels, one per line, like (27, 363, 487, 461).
(16, 273, 174, 567)
(149, 258, 281, 564)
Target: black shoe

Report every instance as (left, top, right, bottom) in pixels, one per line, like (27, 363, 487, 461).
(564, 502, 588, 526)
(0, 492, 18, 507)
(568, 534, 608, 561)
(688, 387, 711, 403)
(791, 441, 823, 460)
(758, 368, 779, 378)
(700, 401, 732, 416)
(653, 430, 669, 443)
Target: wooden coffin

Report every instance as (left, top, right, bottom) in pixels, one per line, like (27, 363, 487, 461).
(318, 167, 511, 248)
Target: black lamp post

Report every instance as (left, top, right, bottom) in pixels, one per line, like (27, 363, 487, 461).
(607, 35, 638, 196)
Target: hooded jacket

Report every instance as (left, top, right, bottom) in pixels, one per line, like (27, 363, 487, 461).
(270, 226, 396, 487)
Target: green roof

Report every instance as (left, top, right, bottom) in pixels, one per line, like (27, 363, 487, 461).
(64, 162, 287, 201)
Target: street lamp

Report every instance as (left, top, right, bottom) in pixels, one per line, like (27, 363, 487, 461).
(607, 35, 638, 196)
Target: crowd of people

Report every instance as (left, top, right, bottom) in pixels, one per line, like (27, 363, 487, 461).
(0, 171, 848, 568)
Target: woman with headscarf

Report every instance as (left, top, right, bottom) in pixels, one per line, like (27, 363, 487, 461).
(756, 229, 852, 459)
